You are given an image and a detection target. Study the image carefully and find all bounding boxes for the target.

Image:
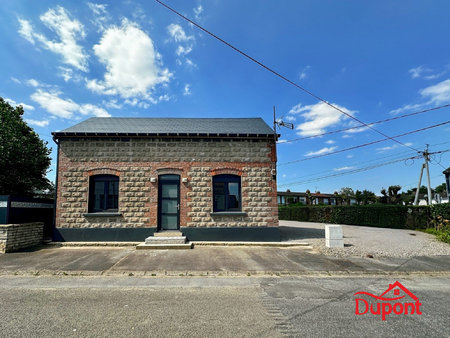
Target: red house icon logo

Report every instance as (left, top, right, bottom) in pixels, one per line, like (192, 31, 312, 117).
(354, 281, 422, 320)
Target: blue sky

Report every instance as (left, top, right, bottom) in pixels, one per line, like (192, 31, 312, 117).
(1, 1, 449, 195)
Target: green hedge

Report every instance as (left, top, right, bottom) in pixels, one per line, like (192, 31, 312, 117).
(278, 203, 450, 230)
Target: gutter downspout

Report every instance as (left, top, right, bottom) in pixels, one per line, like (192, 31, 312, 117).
(52, 135, 60, 240)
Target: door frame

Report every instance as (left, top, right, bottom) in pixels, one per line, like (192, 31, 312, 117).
(157, 174, 180, 231)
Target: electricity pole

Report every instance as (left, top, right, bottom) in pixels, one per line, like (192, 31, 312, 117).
(413, 145, 433, 205)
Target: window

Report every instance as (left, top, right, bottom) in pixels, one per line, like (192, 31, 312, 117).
(89, 175, 119, 212)
(213, 174, 241, 212)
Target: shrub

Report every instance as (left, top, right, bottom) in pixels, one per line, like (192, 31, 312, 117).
(278, 204, 434, 229)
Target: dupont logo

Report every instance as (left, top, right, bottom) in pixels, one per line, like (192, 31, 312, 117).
(353, 281, 422, 320)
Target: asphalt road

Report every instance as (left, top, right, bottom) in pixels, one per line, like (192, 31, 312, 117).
(0, 275, 448, 337)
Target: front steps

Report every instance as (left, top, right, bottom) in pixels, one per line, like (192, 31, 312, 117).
(136, 231, 193, 250)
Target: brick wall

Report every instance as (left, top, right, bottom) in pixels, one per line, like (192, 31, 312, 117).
(0, 222, 44, 253)
(56, 137, 278, 229)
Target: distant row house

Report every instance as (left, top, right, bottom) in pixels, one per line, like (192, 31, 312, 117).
(277, 190, 352, 206)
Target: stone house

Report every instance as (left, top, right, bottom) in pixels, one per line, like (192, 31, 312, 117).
(52, 117, 279, 242)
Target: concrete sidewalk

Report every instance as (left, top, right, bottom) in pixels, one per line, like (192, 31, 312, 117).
(0, 244, 449, 277)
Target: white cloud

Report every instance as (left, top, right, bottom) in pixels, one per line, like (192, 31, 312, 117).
(390, 78, 450, 115)
(299, 65, 311, 80)
(389, 103, 425, 115)
(30, 89, 110, 119)
(376, 142, 413, 153)
(376, 144, 397, 152)
(185, 58, 196, 68)
(325, 140, 335, 144)
(292, 102, 355, 137)
(167, 24, 195, 66)
(87, 19, 171, 101)
(87, 2, 107, 16)
(409, 65, 446, 80)
(344, 125, 370, 134)
(79, 104, 110, 117)
(420, 79, 450, 104)
(167, 24, 194, 43)
(31, 90, 79, 118)
(87, 2, 109, 31)
(26, 79, 40, 87)
(284, 115, 296, 122)
(11, 77, 21, 84)
(18, 19, 35, 44)
(305, 146, 337, 157)
(333, 166, 355, 172)
(4, 98, 35, 111)
(158, 94, 170, 102)
(194, 5, 203, 20)
(176, 45, 193, 56)
(58, 67, 73, 82)
(25, 119, 50, 127)
(346, 154, 353, 159)
(183, 84, 191, 96)
(409, 65, 431, 79)
(18, 7, 88, 71)
(103, 99, 122, 109)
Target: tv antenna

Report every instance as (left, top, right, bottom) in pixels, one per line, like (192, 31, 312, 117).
(273, 106, 294, 137)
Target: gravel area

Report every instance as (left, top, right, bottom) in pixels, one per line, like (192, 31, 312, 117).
(280, 220, 450, 258)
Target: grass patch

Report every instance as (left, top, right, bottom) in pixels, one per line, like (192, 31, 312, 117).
(423, 227, 450, 244)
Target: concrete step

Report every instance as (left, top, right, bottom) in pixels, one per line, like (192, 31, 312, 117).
(153, 231, 184, 237)
(136, 243, 193, 250)
(145, 236, 187, 245)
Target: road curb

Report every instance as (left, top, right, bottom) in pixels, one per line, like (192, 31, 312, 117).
(1, 269, 449, 278)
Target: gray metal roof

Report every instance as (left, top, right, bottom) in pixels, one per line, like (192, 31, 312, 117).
(52, 117, 275, 138)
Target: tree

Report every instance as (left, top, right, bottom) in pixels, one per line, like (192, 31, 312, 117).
(388, 185, 402, 204)
(435, 183, 448, 198)
(380, 188, 388, 204)
(361, 189, 376, 205)
(334, 191, 342, 205)
(339, 187, 355, 205)
(400, 188, 415, 205)
(306, 189, 315, 205)
(0, 98, 51, 196)
(355, 190, 363, 205)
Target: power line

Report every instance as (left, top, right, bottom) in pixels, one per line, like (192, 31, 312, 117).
(278, 148, 450, 187)
(277, 140, 448, 182)
(278, 103, 450, 143)
(278, 156, 419, 188)
(155, 0, 419, 153)
(278, 120, 450, 166)
(280, 149, 419, 181)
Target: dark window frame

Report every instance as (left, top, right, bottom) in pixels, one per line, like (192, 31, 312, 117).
(88, 174, 119, 213)
(213, 174, 241, 212)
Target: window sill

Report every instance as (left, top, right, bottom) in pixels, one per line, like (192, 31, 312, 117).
(210, 212, 247, 217)
(83, 212, 122, 217)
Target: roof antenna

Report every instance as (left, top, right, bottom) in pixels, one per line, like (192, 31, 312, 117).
(273, 106, 294, 136)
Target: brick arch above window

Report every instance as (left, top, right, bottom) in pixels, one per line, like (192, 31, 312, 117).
(86, 168, 121, 177)
(156, 168, 183, 175)
(210, 168, 242, 176)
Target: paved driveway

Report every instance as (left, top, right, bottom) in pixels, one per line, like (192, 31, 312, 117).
(279, 220, 450, 258)
(0, 245, 449, 277)
(0, 220, 449, 276)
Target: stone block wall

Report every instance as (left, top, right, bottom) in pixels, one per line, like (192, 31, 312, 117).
(0, 222, 44, 253)
(56, 137, 278, 230)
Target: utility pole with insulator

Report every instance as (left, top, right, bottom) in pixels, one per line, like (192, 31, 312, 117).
(413, 145, 433, 205)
